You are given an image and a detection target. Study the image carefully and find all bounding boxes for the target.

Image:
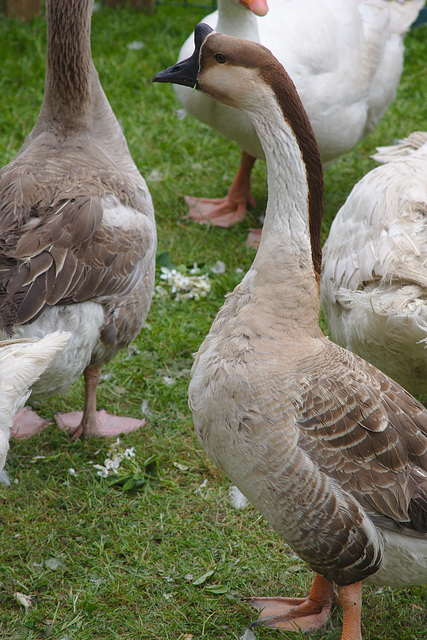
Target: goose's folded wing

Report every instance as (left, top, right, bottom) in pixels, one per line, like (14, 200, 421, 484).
(0, 193, 155, 332)
(322, 145, 427, 296)
(295, 344, 427, 530)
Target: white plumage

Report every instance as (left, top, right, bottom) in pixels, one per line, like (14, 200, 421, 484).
(321, 132, 427, 395)
(0, 332, 71, 471)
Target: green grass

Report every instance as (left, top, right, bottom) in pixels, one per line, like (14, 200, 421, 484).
(1, 4, 427, 639)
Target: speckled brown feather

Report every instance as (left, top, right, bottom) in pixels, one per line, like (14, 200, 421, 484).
(0, 149, 154, 344)
(296, 342, 427, 530)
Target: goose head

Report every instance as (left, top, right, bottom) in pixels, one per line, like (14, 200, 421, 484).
(154, 23, 287, 113)
(153, 23, 323, 280)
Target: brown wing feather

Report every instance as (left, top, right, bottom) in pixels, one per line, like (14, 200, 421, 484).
(295, 342, 427, 531)
(0, 190, 153, 334)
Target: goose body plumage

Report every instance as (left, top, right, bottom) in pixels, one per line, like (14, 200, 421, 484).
(174, 0, 425, 237)
(154, 24, 427, 639)
(0, 0, 156, 438)
(0, 332, 71, 471)
(321, 132, 427, 396)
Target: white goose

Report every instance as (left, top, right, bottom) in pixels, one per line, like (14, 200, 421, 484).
(154, 24, 427, 640)
(174, 0, 425, 246)
(321, 132, 427, 396)
(0, 0, 157, 439)
(0, 333, 71, 473)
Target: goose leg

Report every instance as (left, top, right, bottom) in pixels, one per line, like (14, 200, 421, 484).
(184, 151, 256, 227)
(336, 582, 363, 640)
(55, 365, 145, 440)
(249, 573, 334, 633)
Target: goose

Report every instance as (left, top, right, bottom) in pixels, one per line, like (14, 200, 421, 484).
(174, 0, 425, 246)
(321, 132, 427, 397)
(153, 24, 427, 640)
(0, 332, 71, 473)
(0, 0, 157, 439)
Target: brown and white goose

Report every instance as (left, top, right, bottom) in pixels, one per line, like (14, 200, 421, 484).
(0, 0, 156, 439)
(153, 24, 427, 640)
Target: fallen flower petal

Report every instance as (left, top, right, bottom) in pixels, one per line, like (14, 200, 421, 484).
(14, 592, 33, 609)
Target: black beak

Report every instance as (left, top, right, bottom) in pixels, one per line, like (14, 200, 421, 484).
(152, 23, 214, 87)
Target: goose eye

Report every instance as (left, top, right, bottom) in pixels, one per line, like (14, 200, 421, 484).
(214, 53, 227, 64)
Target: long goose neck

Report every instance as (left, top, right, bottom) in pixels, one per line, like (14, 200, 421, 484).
(42, 0, 93, 121)
(247, 75, 323, 329)
(36, 0, 120, 141)
(216, 0, 260, 41)
(27, 0, 133, 163)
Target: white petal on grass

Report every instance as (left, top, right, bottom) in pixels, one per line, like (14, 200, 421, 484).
(194, 478, 208, 494)
(92, 438, 138, 478)
(67, 468, 78, 476)
(14, 592, 33, 609)
(229, 485, 249, 509)
(156, 265, 211, 301)
(93, 464, 109, 478)
(173, 462, 189, 472)
(163, 376, 175, 386)
(127, 40, 145, 50)
(141, 399, 153, 417)
(210, 260, 226, 274)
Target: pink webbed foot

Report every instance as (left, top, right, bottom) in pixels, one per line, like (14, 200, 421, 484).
(184, 193, 254, 227)
(55, 410, 146, 440)
(249, 595, 332, 633)
(11, 407, 49, 439)
(248, 574, 334, 633)
(185, 150, 257, 227)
